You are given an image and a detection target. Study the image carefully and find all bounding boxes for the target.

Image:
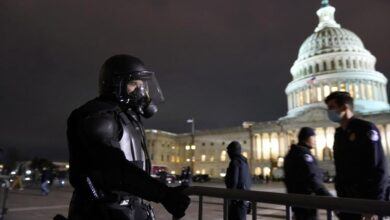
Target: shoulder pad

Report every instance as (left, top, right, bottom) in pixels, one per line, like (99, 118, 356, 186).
(82, 112, 120, 144)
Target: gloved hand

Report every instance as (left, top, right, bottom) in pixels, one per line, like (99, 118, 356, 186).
(161, 185, 191, 218)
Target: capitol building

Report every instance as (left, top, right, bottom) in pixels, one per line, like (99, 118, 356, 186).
(145, 1, 390, 178)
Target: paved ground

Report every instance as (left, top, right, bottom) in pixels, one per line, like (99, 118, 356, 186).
(3, 182, 336, 220)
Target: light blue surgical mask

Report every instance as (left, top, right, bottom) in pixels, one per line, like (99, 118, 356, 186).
(327, 109, 342, 122)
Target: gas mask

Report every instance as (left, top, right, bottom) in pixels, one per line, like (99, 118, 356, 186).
(127, 84, 158, 118)
(122, 71, 164, 118)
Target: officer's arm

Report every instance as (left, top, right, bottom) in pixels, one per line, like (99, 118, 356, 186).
(82, 114, 170, 202)
(302, 157, 332, 196)
(361, 126, 386, 199)
(225, 160, 239, 189)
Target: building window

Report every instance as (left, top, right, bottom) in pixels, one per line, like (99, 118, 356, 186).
(323, 61, 328, 71)
(331, 60, 335, 70)
(161, 155, 164, 162)
(201, 154, 206, 162)
(220, 150, 227, 162)
(243, 140, 247, 144)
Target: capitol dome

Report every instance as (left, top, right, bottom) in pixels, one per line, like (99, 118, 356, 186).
(285, 1, 390, 117)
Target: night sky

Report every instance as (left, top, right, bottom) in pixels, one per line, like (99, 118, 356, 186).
(1, 0, 390, 160)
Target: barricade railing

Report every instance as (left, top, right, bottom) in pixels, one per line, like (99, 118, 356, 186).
(173, 186, 390, 220)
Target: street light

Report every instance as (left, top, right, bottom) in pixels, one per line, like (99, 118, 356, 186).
(187, 118, 195, 170)
(242, 121, 255, 174)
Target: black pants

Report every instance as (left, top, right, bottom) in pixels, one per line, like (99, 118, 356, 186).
(228, 200, 248, 220)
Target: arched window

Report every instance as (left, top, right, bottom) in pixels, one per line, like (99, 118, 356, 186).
(331, 60, 335, 70)
(315, 63, 320, 73)
(338, 59, 343, 68)
(346, 59, 351, 68)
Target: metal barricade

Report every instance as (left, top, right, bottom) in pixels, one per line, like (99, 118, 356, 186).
(173, 186, 390, 220)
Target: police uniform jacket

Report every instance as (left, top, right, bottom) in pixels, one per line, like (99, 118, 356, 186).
(333, 117, 389, 200)
(284, 144, 331, 196)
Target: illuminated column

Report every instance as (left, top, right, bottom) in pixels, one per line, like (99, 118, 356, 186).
(360, 81, 366, 100)
(270, 132, 279, 159)
(315, 127, 326, 160)
(382, 84, 388, 103)
(278, 132, 284, 157)
(255, 134, 262, 161)
(262, 133, 270, 160)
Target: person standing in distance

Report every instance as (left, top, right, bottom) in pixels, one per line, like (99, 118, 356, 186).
(225, 141, 252, 220)
(284, 127, 332, 220)
(325, 91, 388, 220)
(65, 54, 190, 220)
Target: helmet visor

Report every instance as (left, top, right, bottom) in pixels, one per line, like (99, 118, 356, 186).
(127, 71, 165, 103)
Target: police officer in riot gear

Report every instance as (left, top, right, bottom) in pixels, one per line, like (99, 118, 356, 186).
(325, 91, 388, 220)
(284, 127, 332, 220)
(65, 54, 190, 220)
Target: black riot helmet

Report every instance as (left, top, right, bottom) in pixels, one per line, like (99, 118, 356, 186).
(99, 54, 164, 118)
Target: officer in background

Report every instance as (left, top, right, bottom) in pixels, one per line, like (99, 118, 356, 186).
(325, 91, 388, 220)
(65, 54, 190, 220)
(284, 127, 332, 220)
(225, 141, 251, 220)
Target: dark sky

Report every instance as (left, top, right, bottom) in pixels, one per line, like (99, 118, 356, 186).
(1, 0, 390, 160)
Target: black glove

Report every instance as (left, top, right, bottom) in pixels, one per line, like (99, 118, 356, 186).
(161, 185, 191, 218)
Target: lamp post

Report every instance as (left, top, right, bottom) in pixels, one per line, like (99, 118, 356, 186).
(187, 118, 195, 171)
(242, 121, 255, 174)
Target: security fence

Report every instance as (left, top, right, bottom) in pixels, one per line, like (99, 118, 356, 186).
(174, 186, 390, 220)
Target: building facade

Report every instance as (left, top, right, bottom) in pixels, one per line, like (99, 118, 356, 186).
(146, 2, 390, 178)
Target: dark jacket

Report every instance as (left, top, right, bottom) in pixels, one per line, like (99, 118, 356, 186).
(225, 141, 251, 190)
(284, 144, 331, 196)
(333, 117, 388, 200)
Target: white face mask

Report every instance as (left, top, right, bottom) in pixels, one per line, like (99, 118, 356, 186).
(327, 109, 343, 122)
